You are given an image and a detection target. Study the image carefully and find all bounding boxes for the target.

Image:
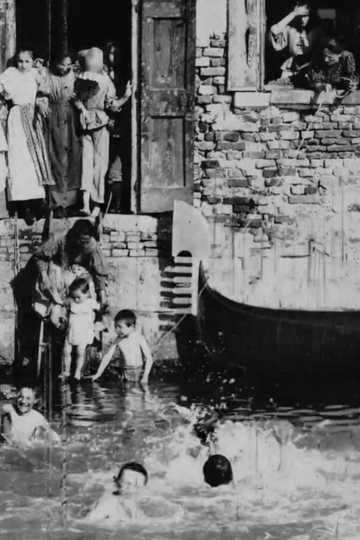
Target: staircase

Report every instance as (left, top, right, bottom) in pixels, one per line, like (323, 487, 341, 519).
(161, 254, 194, 315)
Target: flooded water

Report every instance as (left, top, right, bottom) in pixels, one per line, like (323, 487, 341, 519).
(1, 375, 360, 540)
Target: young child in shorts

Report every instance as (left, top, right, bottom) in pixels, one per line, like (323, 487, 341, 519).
(62, 277, 99, 380)
(0, 387, 60, 446)
(92, 309, 153, 384)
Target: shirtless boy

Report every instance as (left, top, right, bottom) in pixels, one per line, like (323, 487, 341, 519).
(0, 387, 60, 446)
(92, 310, 153, 384)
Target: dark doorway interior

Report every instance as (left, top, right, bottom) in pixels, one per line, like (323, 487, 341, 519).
(16, 0, 132, 213)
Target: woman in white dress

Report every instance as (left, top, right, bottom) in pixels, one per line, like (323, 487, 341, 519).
(0, 50, 54, 223)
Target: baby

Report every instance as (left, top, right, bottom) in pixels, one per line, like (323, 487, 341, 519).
(62, 277, 99, 380)
(92, 309, 153, 384)
(1, 387, 60, 446)
(84, 462, 148, 524)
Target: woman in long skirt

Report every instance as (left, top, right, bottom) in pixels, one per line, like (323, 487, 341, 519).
(0, 49, 54, 224)
(45, 54, 82, 217)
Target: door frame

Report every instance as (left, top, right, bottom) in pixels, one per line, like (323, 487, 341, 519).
(131, 0, 139, 213)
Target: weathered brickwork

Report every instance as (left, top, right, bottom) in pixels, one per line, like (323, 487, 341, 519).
(194, 33, 360, 261)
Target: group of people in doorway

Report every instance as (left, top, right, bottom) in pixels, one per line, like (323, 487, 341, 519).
(268, 1, 360, 95)
(0, 44, 131, 224)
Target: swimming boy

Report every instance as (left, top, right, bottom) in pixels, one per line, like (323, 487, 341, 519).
(92, 309, 153, 384)
(84, 462, 148, 524)
(203, 454, 233, 488)
(0, 387, 60, 446)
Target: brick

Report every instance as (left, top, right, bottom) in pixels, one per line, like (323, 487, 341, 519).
(210, 58, 226, 67)
(288, 195, 320, 204)
(227, 179, 249, 188)
(198, 141, 216, 151)
(129, 249, 146, 257)
(301, 131, 314, 139)
(203, 47, 224, 57)
(279, 167, 296, 175)
(263, 168, 278, 178)
(213, 95, 232, 104)
(112, 249, 129, 257)
(298, 169, 314, 177)
(223, 132, 240, 142)
(327, 145, 353, 152)
(197, 96, 212, 105)
(281, 112, 300, 123)
(201, 67, 226, 77)
(196, 57, 210, 67)
(267, 140, 290, 150)
(279, 131, 299, 140)
(243, 151, 266, 159)
(265, 177, 283, 187)
(265, 151, 282, 159)
(343, 130, 360, 137)
(198, 85, 217, 96)
(260, 133, 275, 142)
(213, 76, 225, 85)
(144, 249, 160, 257)
(314, 130, 342, 138)
(255, 159, 276, 168)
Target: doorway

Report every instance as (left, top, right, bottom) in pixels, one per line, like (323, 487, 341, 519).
(16, 0, 133, 213)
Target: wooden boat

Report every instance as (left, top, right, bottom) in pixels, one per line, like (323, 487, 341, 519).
(197, 264, 360, 377)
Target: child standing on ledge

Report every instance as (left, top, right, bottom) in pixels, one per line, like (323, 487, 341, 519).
(92, 309, 153, 384)
(62, 277, 99, 380)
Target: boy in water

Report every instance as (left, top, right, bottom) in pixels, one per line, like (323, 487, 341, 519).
(0, 387, 60, 446)
(203, 454, 233, 488)
(92, 309, 153, 384)
(84, 462, 148, 524)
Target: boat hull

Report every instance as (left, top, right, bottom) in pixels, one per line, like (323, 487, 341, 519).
(198, 270, 360, 376)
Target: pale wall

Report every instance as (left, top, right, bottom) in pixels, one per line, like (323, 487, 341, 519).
(196, 0, 227, 46)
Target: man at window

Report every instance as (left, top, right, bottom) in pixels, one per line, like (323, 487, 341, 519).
(269, 1, 325, 81)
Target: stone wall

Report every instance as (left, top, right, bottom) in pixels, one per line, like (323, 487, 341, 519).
(0, 215, 183, 365)
(194, 31, 360, 303)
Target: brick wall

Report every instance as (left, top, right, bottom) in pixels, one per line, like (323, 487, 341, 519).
(194, 32, 360, 270)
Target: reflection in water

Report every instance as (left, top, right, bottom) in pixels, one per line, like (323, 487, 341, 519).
(0, 379, 360, 538)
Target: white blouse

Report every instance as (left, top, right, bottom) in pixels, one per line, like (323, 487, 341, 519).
(0, 67, 38, 106)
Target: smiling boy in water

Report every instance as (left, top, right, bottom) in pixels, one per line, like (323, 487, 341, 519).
(0, 387, 60, 446)
(92, 310, 153, 384)
(84, 462, 148, 524)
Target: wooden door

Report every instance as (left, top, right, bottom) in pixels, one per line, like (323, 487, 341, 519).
(139, 0, 195, 213)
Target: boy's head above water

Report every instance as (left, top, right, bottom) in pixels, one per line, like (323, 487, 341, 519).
(114, 309, 136, 338)
(16, 387, 36, 415)
(113, 462, 148, 495)
(203, 455, 233, 488)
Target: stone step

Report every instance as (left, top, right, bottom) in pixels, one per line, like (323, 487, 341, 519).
(164, 266, 192, 275)
(170, 288, 192, 295)
(171, 298, 192, 306)
(174, 256, 193, 265)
